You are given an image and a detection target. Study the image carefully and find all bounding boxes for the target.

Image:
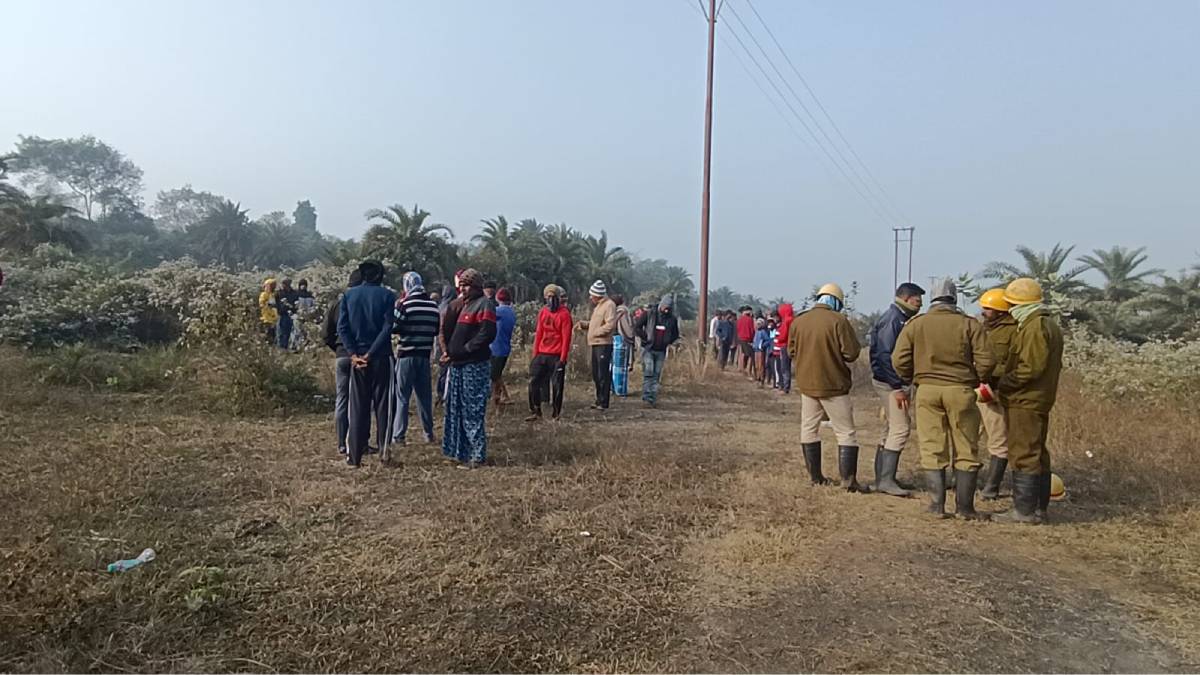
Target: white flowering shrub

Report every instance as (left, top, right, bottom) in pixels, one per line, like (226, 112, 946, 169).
(1063, 323, 1200, 408)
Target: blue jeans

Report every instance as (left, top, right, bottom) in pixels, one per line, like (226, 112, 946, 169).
(276, 313, 293, 349)
(642, 349, 667, 403)
(393, 355, 434, 442)
(335, 356, 351, 450)
(778, 351, 792, 393)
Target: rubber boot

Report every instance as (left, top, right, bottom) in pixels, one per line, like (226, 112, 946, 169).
(954, 469, 988, 521)
(802, 442, 831, 485)
(946, 467, 957, 491)
(1035, 472, 1052, 523)
(993, 472, 1040, 524)
(874, 445, 883, 486)
(874, 449, 911, 497)
(838, 445, 867, 493)
(980, 456, 1007, 501)
(925, 469, 950, 519)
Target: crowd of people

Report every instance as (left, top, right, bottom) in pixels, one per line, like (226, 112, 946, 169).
(257, 277, 316, 350)
(305, 261, 681, 469)
(712, 277, 1062, 524)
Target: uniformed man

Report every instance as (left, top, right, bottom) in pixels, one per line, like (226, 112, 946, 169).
(892, 278, 995, 519)
(787, 283, 864, 490)
(976, 288, 1018, 500)
(993, 278, 1064, 524)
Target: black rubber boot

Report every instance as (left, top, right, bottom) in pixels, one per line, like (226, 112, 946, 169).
(874, 449, 911, 497)
(802, 443, 831, 485)
(980, 456, 1007, 501)
(874, 445, 883, 485)
(925, 469, 950, 518)
(1035, 472, 1052, 523)
(954, 469, 988, 521)
(946, 467, 957, 491)
(993, 472, 1041, 524)
(838, 445, 867, 492)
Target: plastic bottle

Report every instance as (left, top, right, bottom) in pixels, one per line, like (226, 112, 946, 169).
(106, 548, 156, 573)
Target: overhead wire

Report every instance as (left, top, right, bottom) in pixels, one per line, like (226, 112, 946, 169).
(742, 0, 912, 227)
(724, 0, 899, 225)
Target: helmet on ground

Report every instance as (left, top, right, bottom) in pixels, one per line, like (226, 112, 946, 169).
(1004, 277, 1043, 305)
(1050, 473, 1066, 501)
(979, 288, 1011, 312)
(817, 283, 845, 302)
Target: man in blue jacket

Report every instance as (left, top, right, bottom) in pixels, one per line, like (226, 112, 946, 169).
(337, 260, 397, 467)
(868, 282, 925, 496)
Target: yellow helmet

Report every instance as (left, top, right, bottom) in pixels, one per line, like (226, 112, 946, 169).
(1050, 473, 1066, 501)
(979, 288, 1011, 312)
(1003, 277, 1043, 305)
(817, 282, 845, 302)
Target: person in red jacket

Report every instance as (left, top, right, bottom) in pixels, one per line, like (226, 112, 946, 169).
(736, 306, 756, 375)
(774, 302, 795, 394)
(526, 284, 573, 421)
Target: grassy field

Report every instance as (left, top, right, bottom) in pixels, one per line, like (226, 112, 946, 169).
(1, 345, 1198, 673)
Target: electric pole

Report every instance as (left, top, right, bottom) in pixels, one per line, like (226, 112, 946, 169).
(698, 0, 716, 345)
(892, 226, 915, 290)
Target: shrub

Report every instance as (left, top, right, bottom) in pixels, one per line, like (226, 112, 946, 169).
(1062, 324, 1200, 409)
(34, 343, 189, 392)
(202, 345, 327, 416)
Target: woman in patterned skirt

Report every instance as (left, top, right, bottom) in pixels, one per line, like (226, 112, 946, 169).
(440, 268, 498, 467)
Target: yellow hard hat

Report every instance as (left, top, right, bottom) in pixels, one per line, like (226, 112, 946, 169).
(1050, 472, 1066, 501)
(1003, 277, 1043, 305)
(979, 288, 1011, 312)
(817, 283, 845, 302)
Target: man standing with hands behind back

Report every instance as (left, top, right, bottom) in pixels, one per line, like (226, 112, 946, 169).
(337, 260, 396, 468)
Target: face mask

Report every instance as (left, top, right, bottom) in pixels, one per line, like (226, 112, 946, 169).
(547, 295, 561, 312)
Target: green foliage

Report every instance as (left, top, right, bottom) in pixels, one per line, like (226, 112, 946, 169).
(9, 135, 143, 221)
(1063, 324, 1200, 409)
(361, 204, 457, 283)
(34, 343, 189, 392)
(151, 185, 225, 232)
(293, 199, 318, 231)
(187, 199, 254, 270)
(213, 345, 324, 416)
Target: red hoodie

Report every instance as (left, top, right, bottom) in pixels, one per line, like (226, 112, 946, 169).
(736, 313, 755, 342)
(774, 303, 795, 349)
(533, 305, 573, 362)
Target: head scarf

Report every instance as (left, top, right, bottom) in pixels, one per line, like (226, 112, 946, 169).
(459, 268, 483, 289)
(496, 288, 511, 303)
(1010, 302, 1046, 325)
(816, 294, 844, 312)
(402, 271, 424, 295)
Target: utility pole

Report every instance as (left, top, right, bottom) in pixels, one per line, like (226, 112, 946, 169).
(892, 226, 915, 289)
(698, 0, 716, 345)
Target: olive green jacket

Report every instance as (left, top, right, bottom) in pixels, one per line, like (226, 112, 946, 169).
(892, 304, 995, 387)
(787, 304, 861, 398)
(997, 308, 1064, 412)
(981, 314, 1018, 382)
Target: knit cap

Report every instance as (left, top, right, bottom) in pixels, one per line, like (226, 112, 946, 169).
(589, 280, 607, 297)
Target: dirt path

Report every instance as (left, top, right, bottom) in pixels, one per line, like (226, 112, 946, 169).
(2, 366, 1197, 672)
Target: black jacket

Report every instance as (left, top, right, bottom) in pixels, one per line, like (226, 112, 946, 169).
(635, 307, 680, 352)
(869, 302, 913, 389)
(322, 295, 349, 358)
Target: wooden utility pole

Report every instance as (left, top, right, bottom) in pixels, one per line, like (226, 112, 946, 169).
(698, 0, 717, 345)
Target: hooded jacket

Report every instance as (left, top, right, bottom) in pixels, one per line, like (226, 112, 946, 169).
(533, 304, 573, 363)
(635, 304, 680, 352)
(787, 304, 861, 398)
(774, 303, 795, 350)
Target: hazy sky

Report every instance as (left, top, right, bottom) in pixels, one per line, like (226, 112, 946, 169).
(3, 0, 1197, 305)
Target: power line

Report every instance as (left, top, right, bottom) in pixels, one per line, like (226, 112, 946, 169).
(742, 0, 912, 227)
(724, 0, 899, 226)
(721, 14, 894, 224)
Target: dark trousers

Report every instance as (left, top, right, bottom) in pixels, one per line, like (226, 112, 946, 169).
(347, 355, 392, 465)
(718, 341, 734, 370)
(1007, 407, 1052, 475)
(777, 351, 792, 393)
(276, 313, 293, 349)
(590, 344, 613, 408)
(529, 353, 566, 417)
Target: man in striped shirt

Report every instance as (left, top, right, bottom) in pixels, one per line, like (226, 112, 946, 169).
(391, 271, 441, 445)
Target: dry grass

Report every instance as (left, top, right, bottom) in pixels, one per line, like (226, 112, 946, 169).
(2, 345, 1199, 673)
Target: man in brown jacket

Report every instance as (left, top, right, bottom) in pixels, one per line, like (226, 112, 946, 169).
(977, 288, 1019, 500)
(787, 283, 864, 490)
(993, 277, 1064, 524)
(892, 278, 995, 520)
(576, 280, 617, 410)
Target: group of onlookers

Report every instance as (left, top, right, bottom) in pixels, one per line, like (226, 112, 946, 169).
(312, 260, 681, 469)
(258, 277, 316, 349)
(722, 276, 1063, 524)
(711, 302, 794, 392)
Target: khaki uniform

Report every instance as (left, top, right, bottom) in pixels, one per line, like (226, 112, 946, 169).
(892, 304, 995, 471)
(873, 379, 913, 451)
(978, 314, 1018, 458)
(997, 308, 1063, 475)
(788, 305, 862, 445)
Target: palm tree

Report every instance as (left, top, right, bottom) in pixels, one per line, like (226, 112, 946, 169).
(708, 286, 739, 311)
(361, 204, 456, 281)
(1135, 271, 1200, 339)
(1077, 246, 1162, 301)
(582, 230, 631, 291)
(189, 200, 254, 269)
(979, 243, 1092, 300)
(0, 190, 87, 252)
(540, 223, 585, 290)
(253, 219, 304, 268)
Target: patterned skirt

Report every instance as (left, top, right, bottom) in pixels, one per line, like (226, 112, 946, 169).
(442, 360, 491, 464)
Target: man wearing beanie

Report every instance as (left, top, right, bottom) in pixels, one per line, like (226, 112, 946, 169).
(892, 278, 995, 520)
(576, 280, 617, 410)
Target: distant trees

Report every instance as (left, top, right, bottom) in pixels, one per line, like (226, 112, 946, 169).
(8, 135, 144, 221)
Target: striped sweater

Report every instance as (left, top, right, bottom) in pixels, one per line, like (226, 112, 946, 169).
(392, 291, 440, 357)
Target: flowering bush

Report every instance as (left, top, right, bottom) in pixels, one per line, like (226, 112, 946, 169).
(1063, 324, 1200, 408)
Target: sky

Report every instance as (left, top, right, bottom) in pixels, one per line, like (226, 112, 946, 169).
(2, 0, 1197, 307)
